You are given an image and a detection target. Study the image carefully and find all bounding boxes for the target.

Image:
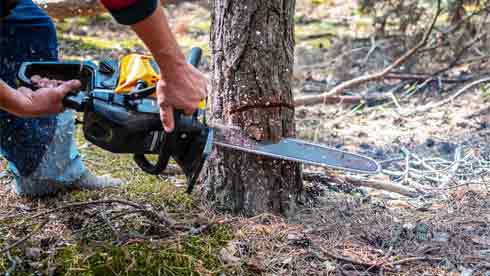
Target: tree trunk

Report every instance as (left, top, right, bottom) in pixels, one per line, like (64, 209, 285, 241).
(203, 0, 302, 216)
(35, 0, 206, 19)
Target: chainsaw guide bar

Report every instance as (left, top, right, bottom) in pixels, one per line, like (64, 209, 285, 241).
(213, 126, 380, 174)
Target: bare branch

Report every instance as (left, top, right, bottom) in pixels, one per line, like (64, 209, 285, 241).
(0, 219, 49, 255)
(416, 75, 490, 113)
(294, 0, 443, 107)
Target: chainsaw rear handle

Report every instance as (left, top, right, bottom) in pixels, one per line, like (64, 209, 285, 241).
(133, 47, 204, 176)
(17, 61, 97, 91)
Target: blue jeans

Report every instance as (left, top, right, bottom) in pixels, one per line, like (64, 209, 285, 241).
(0, 0, 86, 196)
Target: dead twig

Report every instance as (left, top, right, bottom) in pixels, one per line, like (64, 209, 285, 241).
(319, 246, 387, 271)
(387, 256, 444, 267)
(362, 36, 378, 64)
(294, 0, 442, 107)
(345, 176, 418, 197)
(300, 94, 391, 106)
(0, 219, 49, 255)
(298, 32, 336, 41)
(311, 171, 418, 197)
(385, 73, 472, 83)
(5, 251, 17, 276)
(1, 199, 174, 227)
(416, 75, 490, 113)
(433, 32, 485, 77)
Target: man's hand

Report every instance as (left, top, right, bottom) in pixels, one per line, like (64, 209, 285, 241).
(12, 80, 81, 117)
(31, 75, 66, 88)
(128, 5, 209, 132)
(157, 63, 208, 132)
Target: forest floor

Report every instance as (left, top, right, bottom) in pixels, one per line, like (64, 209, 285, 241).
(2, 0, 490, 275)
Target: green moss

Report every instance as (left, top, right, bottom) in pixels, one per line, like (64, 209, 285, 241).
(183, 224, 233, 270)
(49, 224, 233, 276)
(122, 174, 195, 212)
(0, 256, 6, 274)
(480, 84, 490, 102)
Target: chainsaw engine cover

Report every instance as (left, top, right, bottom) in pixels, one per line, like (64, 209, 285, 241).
(82, 97, 164, 154)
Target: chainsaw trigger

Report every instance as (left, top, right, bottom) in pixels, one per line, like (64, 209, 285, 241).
(127, 86, 156, 100)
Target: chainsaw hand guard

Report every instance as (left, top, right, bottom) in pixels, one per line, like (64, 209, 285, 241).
(17, 47, 211, 193)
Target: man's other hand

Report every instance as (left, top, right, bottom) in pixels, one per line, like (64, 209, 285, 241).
(13, 79, 81, 117)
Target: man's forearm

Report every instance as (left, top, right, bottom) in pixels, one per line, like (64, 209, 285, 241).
(99, 0, 187, 78)
(0, 80, 22, 115)
(130, 6, 187, 79)
(100, 0, 208, 131)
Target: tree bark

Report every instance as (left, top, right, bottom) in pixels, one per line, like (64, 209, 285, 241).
(35, 0, 206, 19)
(203, 0, 302, 216)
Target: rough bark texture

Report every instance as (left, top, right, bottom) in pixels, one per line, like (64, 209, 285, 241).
(35, 0, 205, 19)
(203, 0, 303, 216)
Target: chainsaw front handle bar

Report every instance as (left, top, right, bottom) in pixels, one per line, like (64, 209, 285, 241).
(133, 47, 203, 176)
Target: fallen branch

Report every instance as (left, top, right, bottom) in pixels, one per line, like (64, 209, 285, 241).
(293, 0, 442, 107)
(0, 219, 49, 255)
(1, 199, 174, 227)
(387, 256, 444, 267)
(385, 73, 473, 83)
(295, 94, 391, 106)
(319, 247, 387, 270)
(306, 171, 418, 197)
(298, 32, 336, 41)
(345, 176, 418, 197)
(433, 32, 485, 77)
(416, 75, 490, 113)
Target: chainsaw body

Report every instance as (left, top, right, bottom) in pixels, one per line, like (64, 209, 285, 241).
(17, 48, 212, 193)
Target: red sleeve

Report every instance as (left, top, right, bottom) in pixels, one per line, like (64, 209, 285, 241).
(99, 0, 158, 25)
(100, 0, 139, 10)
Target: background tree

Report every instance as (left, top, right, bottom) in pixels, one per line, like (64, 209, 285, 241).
(203, 0, 303, 216)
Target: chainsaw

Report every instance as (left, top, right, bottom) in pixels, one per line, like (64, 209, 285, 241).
(17, 47, 381, 193)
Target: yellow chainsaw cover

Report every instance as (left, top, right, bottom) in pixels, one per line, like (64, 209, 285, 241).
(115, 54, 159, 95)
(114, 53, 206, 110)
